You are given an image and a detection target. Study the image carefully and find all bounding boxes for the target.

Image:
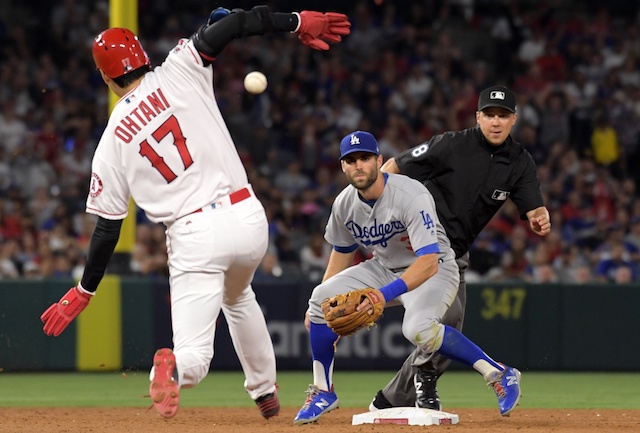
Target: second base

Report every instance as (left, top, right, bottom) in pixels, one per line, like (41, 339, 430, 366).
(352, 407, 459, 426)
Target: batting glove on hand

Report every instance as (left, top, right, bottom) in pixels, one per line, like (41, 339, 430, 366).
(41, 285, 93, 337)
(296, 11, 351, 51)
(207, 7, 230, 25)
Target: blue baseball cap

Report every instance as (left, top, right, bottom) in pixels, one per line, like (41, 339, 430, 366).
(339, 131, 380, 160)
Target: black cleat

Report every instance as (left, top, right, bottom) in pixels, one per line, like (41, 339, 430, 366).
(255, 391, 280, 419)
(414, 371, 442, 411)
(369, 390, 393, 411)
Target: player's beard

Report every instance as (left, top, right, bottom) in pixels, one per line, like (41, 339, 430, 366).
(348, 168, 378, 191)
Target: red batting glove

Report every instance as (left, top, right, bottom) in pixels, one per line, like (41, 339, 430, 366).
(41, 285, 93, 337)
(296, 11, 351, 51)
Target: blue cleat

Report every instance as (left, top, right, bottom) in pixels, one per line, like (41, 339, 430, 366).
(488, 365, 522, 416)
(293, 385, 339, 425)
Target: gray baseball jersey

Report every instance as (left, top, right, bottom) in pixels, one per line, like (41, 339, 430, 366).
(325, 173, 455, 268)
(309, 173, 459, 358)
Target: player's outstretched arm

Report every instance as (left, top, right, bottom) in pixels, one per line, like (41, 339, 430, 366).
(41, 217, 123, 336)
(193, 5, 350, 60)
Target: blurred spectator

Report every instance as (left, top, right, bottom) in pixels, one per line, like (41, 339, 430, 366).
(617, 57, 640, 88)
(591, 111, 621, 172)
(613, 265, 634, 283)
(28, 187, 59, 228)
(595, 241, 637, 283)
(517, 26, 545, 64)
(538, 90, 570, 153)
(0, 239, 20, 278)
(346, 3, 382, 63)
(274, 161, 311, 200)
(553, 245, 589, 284)
(0, 0, 639, 284)
(130, 224, 169, 276)
(602, 35, 628, 71)
(257, 243, 283, 278)
(299, 232, 331, 282)
(0, 99, 27, 157)
(564, 70, 597, 155)
(58, 146, 91, 189)
(0, 201, 22, 241)
(0, 147, 12, 193)
(625, 216, 640, 251)
(23, 260, 41, 279)
(527, 242, 558, 283)
(497, 227, 529, 282)
(574, 265, 595, 284)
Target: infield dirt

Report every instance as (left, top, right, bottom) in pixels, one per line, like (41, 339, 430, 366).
(1, 407, 639, 433)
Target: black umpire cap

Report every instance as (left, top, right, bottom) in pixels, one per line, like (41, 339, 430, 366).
(477, 85, 516, 113)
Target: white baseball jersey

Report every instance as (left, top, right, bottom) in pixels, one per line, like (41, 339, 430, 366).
(97, 37, 276, 399)
(325, 173, 455, 269)
(86, 38, 248, 223)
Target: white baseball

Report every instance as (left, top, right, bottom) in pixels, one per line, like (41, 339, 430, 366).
(244, 71, 268, 94)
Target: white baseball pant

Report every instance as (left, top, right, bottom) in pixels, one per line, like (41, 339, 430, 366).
(159, 184, 276, 400)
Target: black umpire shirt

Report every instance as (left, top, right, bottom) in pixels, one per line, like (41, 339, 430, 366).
(395, 125, 544, 259)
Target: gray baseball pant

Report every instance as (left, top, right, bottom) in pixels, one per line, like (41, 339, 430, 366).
(379, 253, 469, 406)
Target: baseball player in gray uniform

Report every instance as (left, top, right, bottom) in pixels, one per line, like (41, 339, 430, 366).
(38, 6, 350, 420)
(294, 131, 522, 425)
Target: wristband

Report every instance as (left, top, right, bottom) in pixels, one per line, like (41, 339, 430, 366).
(291, 12, 301, 32)
(379, 279, 408, 303)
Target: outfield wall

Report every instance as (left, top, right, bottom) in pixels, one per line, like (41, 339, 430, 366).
(1, 278, 638, 371)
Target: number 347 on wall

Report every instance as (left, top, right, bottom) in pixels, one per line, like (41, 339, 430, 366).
(480, 288, 527, 320)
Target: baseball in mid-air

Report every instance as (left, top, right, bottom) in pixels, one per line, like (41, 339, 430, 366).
(244, 71, 268, 94)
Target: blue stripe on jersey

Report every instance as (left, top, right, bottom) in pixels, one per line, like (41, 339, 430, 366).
(334, 244, 358, 253)
(415, 243, 440, 256)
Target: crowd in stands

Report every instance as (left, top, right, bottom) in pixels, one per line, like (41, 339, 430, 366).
(1, 0, 640, 284)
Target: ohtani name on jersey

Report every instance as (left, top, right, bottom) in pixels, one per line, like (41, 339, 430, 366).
(114, 88, 171, 143)
(346, 219, 406, 247)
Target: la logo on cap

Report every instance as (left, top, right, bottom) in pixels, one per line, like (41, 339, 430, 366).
(490, 91, 505, 100)
(350, 134, 360, 145)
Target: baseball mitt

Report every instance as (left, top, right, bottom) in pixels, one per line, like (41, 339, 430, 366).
(321, 288, 385, 336)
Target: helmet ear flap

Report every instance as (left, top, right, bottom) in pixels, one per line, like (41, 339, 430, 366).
(92, 28, 151, 79)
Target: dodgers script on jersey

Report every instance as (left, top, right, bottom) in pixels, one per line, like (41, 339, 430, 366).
(325, 174, 454, 269)
(86, 38, 248, 223)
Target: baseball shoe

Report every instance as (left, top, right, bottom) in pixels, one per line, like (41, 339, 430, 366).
(149, 348, 180, 419)
(414, 370, 442, 411)
(487, 365, 522, 416)
(369, 390, 393, 411)
(293, 385, 339, 425)
(255, 391, 280, 419)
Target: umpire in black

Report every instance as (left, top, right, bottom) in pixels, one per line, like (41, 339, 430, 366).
(370, 85, 551, 411)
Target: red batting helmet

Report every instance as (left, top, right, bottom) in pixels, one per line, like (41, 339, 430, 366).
(92, 28, 151, 79)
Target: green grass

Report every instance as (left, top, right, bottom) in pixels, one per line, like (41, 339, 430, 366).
(0, 371, 639, 409)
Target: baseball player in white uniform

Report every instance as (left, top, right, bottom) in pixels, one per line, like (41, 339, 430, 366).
(293, 131, 522, 425)
(39, 6, 350, 420)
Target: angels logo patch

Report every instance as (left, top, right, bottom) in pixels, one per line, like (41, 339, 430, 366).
(90, 173, 103, 198)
